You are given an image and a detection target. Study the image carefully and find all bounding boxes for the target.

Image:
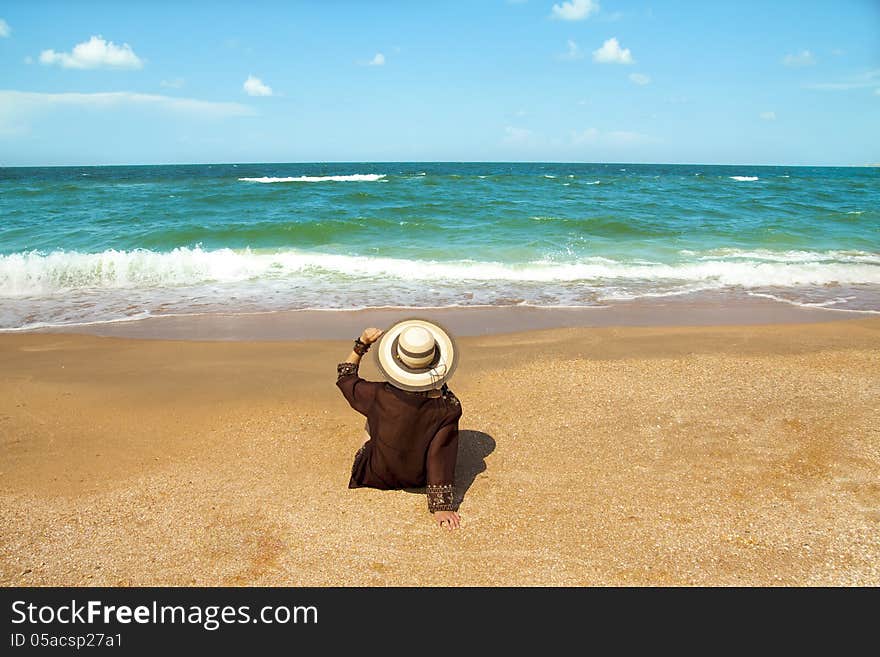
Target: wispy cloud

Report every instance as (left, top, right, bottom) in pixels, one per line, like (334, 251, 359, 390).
(160, 78, 185, 89)
(243, 75, 273, 97)
(503, 126, 533, 144)
(571, 127, 600, 143)
(39, 36, 144, 70)
(0, 18, 10, 38)
(551, 0, 599, 21)
(1, 90, 255, 115)
(560, 39, 584, 60)
(571, 127, 657, 146)
(803, 69, 880, 92)
(365, 52, 386, 66)
(628, 73, 650, 85)
(0, 90, 256, 136)
(760, 111, 776, 121)
(592, 37, 633, 64)
(782, 49, 815, 67)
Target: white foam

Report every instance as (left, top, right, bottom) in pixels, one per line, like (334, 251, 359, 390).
(694, 248, 880, 264)
(585, 180, 601, 185)
(729, 176, 759, 182)
(238, 174, 386, 183)
(746, 292, 880, 314)
(2, 247, 879, 297)
(543, 174, 557, 178)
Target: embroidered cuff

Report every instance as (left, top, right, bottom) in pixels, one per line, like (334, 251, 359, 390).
(337, 362, 358, 380)
(427, 483, 455, 512)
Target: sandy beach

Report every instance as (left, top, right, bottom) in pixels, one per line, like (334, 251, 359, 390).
(1, 312, 879, 586)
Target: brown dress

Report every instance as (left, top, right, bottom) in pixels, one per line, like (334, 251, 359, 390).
(336, 361, 462, 512)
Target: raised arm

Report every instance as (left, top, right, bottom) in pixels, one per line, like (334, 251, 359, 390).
(335, 328, 383, 416)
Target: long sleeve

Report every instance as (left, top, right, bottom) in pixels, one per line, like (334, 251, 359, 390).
(336, 361, 380, 416)
(425, 413, 461, 512)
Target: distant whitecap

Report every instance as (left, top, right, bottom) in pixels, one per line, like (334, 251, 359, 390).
(239, 174, 385, 183)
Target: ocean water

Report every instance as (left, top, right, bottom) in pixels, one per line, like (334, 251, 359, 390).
(0, 162, 878, 330)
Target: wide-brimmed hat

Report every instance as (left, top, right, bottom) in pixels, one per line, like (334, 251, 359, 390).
(374, 317, 459, 392)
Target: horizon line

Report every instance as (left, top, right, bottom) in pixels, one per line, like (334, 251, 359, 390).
(2, 160, 878, 169)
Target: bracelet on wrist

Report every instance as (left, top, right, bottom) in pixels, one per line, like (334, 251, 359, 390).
(353, 338, 370, 356)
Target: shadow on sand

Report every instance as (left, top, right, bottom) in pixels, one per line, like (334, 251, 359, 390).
(405, 429, 496, 511)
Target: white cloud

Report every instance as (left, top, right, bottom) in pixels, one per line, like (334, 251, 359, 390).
(592, 37, 633, 64)
(39, 35, 143, 69)
(783, 50, 815, 67)
(0, 90, 256, 135)
(503, 126, 533, 144)
(628, 72, 650, 85)
(161, 78, 185, 89)
(760, 111, 776, 121)
(367, 53, 385, 66)
(551, 0, 599, 21)
(243, 75, 273, 97)
(560, 39, 584, 60)
(0, 18, 10, 38)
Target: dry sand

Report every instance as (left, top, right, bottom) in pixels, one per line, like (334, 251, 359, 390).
(1, 317, 879, 586)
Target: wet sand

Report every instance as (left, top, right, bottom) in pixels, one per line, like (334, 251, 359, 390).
(1, 315, 879, 585)
(23, 292, 857, 341)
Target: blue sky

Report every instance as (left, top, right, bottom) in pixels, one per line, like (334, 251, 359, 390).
(0, 0, 878, 166)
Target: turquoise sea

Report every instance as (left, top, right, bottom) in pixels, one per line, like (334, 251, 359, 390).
(0, 162, 878, 330)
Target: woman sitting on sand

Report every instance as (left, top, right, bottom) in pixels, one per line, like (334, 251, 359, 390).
(336, 318, 463, 530)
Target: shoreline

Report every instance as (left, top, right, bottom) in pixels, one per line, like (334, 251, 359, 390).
(10, 292, 875, 341)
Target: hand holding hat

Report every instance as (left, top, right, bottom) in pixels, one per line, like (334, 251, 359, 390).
(359, 327, 383, 345)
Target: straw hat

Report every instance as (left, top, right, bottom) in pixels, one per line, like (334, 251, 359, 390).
(374, 317, 459, 392)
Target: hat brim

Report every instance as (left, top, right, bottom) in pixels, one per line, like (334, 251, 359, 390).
(374, 317, 459, 392)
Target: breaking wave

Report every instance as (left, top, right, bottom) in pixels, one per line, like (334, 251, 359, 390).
(2, 247, 878, 297)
